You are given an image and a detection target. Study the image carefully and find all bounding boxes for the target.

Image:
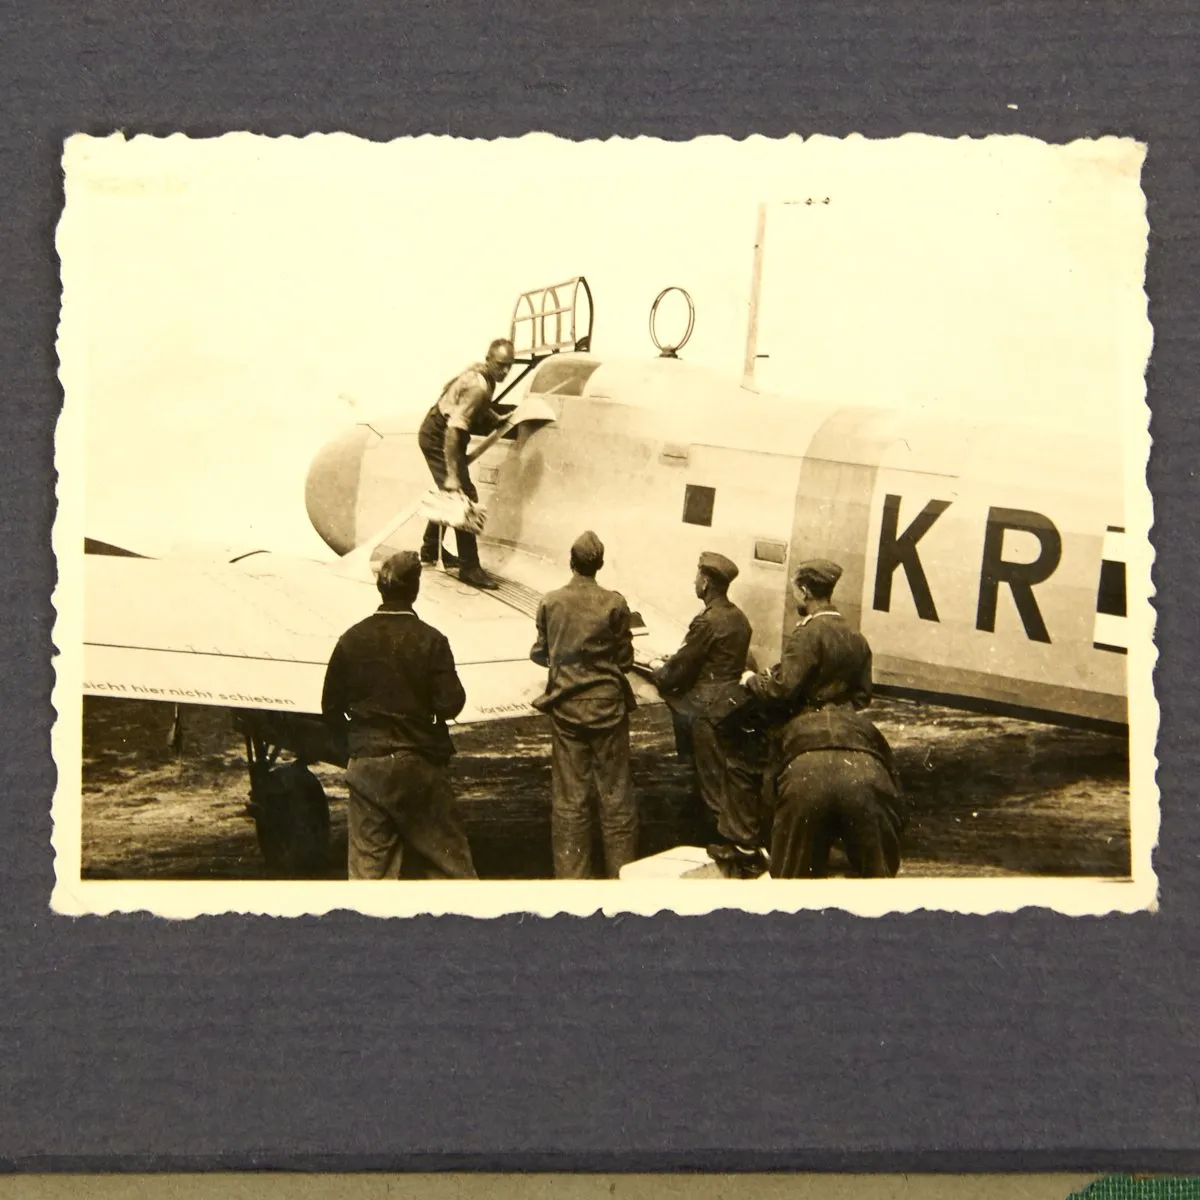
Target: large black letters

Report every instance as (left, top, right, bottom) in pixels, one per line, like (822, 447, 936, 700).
(975, 507, 1062, 643)
(872, 495, 951, 621)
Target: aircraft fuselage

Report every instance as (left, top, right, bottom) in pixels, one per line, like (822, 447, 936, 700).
(306, 353, 1128, 731)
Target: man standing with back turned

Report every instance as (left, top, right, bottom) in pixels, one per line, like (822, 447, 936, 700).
(530, 531, 639, 879)
(417, 338, 516, 590)
(322, 550, 478, 880)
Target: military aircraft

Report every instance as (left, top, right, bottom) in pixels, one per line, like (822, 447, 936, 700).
(82, 271, 1129, 869)
(303, 274, 1129, 733)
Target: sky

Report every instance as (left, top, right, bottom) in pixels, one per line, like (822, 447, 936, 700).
(60, 132, 1150, 559)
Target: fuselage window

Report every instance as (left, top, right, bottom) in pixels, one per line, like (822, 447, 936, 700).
(753, 539, 788, 564)
(682, 484, 716, 527)
(528, 358, 601, 397)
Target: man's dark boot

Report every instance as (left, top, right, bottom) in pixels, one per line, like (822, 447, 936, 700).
(458, 565, 499, 590)
(734, 845, 769, 878)
(708, 842, 767, 879)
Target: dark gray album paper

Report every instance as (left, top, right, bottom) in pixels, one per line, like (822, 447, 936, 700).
(2, 1, 1197, 1173)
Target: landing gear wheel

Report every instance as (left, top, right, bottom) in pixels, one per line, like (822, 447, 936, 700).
(243, 737, 332, 879)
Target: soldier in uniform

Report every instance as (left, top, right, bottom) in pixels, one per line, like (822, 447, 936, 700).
(650, 551, 767, 876)
(530, 531, 639, 879)
(321, 550, 478, 880)
(743, 558, 905, 878)
(417, 337, 517, 590)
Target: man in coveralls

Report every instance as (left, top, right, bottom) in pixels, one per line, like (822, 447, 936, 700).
(417, 337, 517, 590)
(530, 531, 639, 879)
(650, 551, 767, 877)
(743, 558, 905, 878)
(321, 550, 478, 880)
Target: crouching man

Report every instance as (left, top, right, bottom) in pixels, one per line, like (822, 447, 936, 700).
(744, 558, 905, 878)
(322, 550, 478, 880)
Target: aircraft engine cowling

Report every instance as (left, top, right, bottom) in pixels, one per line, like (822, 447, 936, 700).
(304, 424, 377, 555)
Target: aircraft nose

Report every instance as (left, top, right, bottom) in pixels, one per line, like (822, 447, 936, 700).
(305, 424, 376, 555)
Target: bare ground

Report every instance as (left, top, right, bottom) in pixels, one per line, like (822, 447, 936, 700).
(79, 695, 1130, 880)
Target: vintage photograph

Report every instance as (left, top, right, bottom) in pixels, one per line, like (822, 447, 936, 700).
(51, 132, 1157, 917)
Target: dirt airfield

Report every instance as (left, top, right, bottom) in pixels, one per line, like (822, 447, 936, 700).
(78, 694, 1131, 881)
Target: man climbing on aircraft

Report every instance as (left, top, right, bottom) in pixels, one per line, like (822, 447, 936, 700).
(649, 551, 768, 878)
(321, 550, 478, 881)
(742, 558, 906, 879)
(530, 531, 640, 879)
(417, 337, 517, 590)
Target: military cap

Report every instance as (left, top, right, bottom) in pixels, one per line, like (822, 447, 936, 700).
(570, 530, 605, 571)
(698, 551, 739, 585)
(793, 558, 844, 591)
(376, 549, 423, 593)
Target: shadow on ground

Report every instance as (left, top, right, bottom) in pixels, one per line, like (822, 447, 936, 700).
(79, 696, 1130, 881)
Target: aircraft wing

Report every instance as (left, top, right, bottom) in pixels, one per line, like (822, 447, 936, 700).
(82, 549, 672, 725)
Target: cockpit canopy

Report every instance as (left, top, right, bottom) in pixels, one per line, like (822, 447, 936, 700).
(526, 356, 602, 397)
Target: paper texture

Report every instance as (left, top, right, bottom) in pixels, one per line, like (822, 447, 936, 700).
(52, 132, 1156, 918)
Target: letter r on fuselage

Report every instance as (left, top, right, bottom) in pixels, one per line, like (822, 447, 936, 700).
(976, 507, 1062, 644)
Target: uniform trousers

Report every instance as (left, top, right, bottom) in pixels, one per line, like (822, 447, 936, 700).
(770, 749, 902, 878)
(345, 751, 477, 880)
(549, 716, 638, 879)
(691, 717, 764, 849)
(418, 407, 480, 568)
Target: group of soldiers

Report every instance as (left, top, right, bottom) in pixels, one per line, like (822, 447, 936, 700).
(318, 340, 907, 882)
(663, 550, 906, 881)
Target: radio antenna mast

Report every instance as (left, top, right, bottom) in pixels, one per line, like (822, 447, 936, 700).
(742, 202, 767, 391)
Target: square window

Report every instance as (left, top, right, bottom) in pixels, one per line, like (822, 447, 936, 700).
(682, 484, 716, 527)
(753, 539, 788, 564)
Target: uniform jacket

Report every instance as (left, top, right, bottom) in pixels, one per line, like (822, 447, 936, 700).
(653, 595, 753, 722)
(433, 362, 501, 436)
(321, 603, 466, 763)
(530, 575, 637, 730)
(748, 609, 895, 774)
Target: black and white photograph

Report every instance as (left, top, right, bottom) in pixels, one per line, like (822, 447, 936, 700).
(52, 131, 1157, 918)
